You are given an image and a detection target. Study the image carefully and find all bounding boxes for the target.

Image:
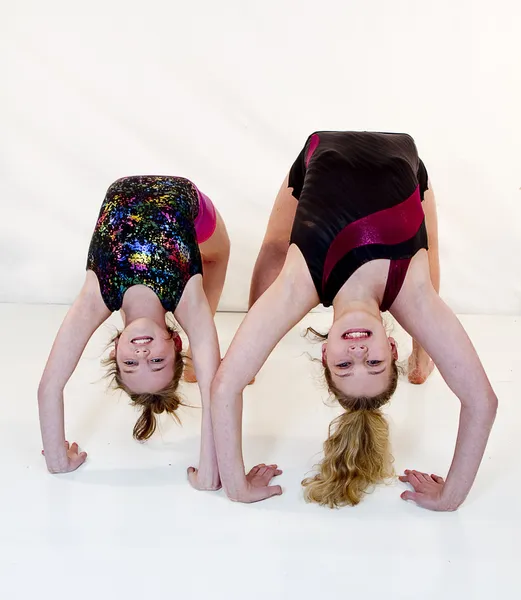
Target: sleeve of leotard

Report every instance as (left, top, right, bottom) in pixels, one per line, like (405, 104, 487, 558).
(417, 159, 429, 201)
(288, 142, 308, 200)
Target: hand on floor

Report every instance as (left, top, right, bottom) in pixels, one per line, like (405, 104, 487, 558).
(399, 470, 455, 511)
(226, 465, 283, 503)
(246, 463, 283, 488)
(42, 441, 87, 474)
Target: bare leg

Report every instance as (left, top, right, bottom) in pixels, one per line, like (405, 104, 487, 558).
(409, 186, 439, 384)
(249, 176, 298, 307)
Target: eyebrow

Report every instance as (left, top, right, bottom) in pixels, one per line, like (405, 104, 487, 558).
(122, 366, 166, 374)
(334, 368, 386, 378)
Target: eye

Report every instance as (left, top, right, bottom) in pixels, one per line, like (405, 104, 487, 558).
(150, 358, 164, 363)
(336, 362, 352, 368)
(124, 360, 137, 366)
(367, 360, 382, 366)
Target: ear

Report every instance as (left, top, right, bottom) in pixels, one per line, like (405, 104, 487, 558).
(109, 349, 116, 360)
(388, 337, 398, 361)
(321, 343, 327, 366)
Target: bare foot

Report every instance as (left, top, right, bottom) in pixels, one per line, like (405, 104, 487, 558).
(408, 351, 435, 385)
(183, 363, 198, 383)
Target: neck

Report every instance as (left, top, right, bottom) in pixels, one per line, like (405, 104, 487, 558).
(332, 280, 382, 324)
(121, 286, 167, 328)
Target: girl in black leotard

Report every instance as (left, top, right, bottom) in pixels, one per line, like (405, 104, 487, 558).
(208, 131, 497, 511)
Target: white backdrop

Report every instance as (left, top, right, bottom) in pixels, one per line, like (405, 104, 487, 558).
(2, 0, 520, 313)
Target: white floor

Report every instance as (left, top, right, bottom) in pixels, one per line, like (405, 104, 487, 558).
(1, 304, 520, 600)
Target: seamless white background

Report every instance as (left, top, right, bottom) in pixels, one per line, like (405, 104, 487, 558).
(2, 0, 520, 312)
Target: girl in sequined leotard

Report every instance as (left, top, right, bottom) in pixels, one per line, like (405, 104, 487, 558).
(38, 175, 257, 490)
(210, 131, 497, 512)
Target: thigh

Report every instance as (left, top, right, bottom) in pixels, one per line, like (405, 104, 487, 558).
(261, 175, 298, 248)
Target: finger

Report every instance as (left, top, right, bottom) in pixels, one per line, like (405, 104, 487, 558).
(248, 466, 260, 476)
(186, 467, 197, 487)
(431, 474, 444, 484)
(401, 490, 421, 503)
(41, 450, 45, 456)
(274, 469, 283, 476)
(72, 452, 87, 468)
(408, 473, 423, 490)
(64, 441, 70, 450)
(267, 464, 278, 469)
(70, 442, 79, 453)
(258, 466, 270, 477)
(398, 475, 409, 483)
(248, 485, 283, 503)
(418, 472, 432, 482)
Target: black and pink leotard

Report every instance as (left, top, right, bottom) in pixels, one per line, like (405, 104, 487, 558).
(288, 131, 429, 311)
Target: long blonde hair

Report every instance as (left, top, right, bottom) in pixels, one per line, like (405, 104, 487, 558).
(103, 326, 186, 441)
(302, 327, 398, 507)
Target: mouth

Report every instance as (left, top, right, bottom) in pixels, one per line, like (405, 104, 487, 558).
(342, 329, 372, 340)
(131, 336, 153, 345)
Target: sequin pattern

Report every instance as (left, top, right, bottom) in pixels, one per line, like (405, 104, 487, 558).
(86, 175, 202, 312)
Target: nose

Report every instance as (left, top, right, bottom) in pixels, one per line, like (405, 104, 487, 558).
(347, 345, 368, 358)
(134, 347, 150, 356)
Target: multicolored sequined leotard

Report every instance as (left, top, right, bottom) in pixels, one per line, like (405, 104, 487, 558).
(87, 175, 215, 312)
(288, 131, 429, 310)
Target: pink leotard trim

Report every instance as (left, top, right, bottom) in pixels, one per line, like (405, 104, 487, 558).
(305, 133, 320, 166)
(193, 187, 217, 244)
(322, 185, 424, 292)
(380, 258, 412, 312)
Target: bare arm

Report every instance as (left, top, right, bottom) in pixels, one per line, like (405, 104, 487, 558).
(175, 275, 222, 489)
(391, 254, 497, 510)
(38, 272, 110, 473)
(211, 246, 319, 502)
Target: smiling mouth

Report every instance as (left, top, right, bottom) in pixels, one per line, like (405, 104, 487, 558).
(131, 336, 153, 345)
(342, 329, 372, 340)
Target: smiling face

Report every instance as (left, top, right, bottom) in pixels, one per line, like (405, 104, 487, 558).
(114, 318, 177, 394)
(323, 310, 398, 398)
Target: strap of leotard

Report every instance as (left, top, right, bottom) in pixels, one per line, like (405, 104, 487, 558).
(380, 258, 411, 312)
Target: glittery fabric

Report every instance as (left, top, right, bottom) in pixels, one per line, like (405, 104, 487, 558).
(288, 131, 429, 308)
(86, 175, 203, 312)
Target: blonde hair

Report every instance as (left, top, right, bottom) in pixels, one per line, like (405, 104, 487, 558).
(302, 327, 398, 507)
(103, 326, 185, 441)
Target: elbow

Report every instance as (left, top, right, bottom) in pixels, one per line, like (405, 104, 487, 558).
(210, 368, 241, 410)
(37, 378, 61, 406)
(482, 389, 498, 420)
(37, 380, 48, 405)
(487, 391, 498, 420)
(210, 370, 229, 405)
(466, 390, 498, 423)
